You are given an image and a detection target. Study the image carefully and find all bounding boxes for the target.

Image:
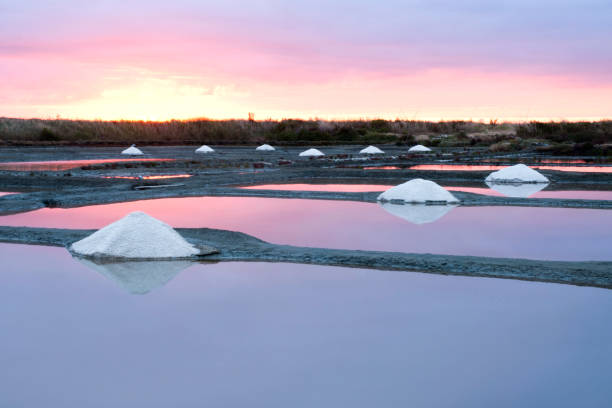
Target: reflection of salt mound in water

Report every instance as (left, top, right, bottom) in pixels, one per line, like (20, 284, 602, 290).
(360, 145, 384, 154)
(485, 181, 549, 198)
(76, 258, 193, 294)
(485, 163, 549, 183)
(379, 202, 456, 224)
(70, 211, 203, 259)
(121, 144, 143, 155)
(378, 178, 459, 203)
(195, 145, 215, 153)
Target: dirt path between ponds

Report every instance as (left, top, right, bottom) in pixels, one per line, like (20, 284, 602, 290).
(0, 225, 610, 290)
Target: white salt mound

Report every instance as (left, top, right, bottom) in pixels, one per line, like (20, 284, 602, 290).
(380, 202, 456, 224)
(360, 145, 384, 154)
(485, 164, 549, 183)
(77, 258, 193, 294)
(121, 144, 143, 155)
(378, 178, 459, 203)
(486, 180, 549, 198)
(299, 148, 325, 157)
(70, 211, 200, 259)
(256, 144, 275, 151)
(195, 145, 215, 153)
(408, 144, 432, 152)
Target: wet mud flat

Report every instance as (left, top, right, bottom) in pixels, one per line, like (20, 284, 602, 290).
(1, 166, 612, 216)
(1, 147, 610, 289)
(0, 225, 610, 290)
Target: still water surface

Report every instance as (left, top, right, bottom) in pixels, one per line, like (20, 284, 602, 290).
(0, 158, 174, 171)
(1, 197, 610, 261)
(241, 183, 612, 200)
(0, 243, 610, 408)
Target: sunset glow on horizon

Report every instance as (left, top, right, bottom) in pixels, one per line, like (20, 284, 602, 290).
(2, 1, 611, 121)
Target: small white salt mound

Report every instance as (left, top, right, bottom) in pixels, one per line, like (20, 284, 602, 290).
(379, 202, 456, 224)
(195, 145, 215, 153)
(486, 181, 549, 198)
(256, 144, 275, 151)
(485, 163, 549, 183)
(360, 145, 384, 154)
(299, 148, 325, 157)
(70, 211, 200, 259)
(77, 258, 193, 294)
(121, 144, 143, 155)
(408, 144, 432, 152)
(378, 178, 459, 203)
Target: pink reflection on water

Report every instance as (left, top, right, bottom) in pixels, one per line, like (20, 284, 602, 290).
(102, 174, 191, 180)
(241, 184, 393, 192)
(0, 197, 609, 261)
(241, 184, 612, 200)
(0, 192, 15, 197)
(409, 164, 612, 173)
(530, 190, 612, 200)
(0, 158, 175, 171)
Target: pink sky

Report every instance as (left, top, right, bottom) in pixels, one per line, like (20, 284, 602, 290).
(1, 1, 611, 121)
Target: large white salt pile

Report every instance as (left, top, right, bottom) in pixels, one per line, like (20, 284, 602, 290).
(195, 145, 215, 153)
(299, 148, 325, 157)
(256, 144, 275, 151)
(360, 145, 384, 154)
(379, 202, 456, 224)
(121, 144, 143, 155)
(378, 178, 459, 203)
(70, 211, 201, 259)
(408, 144, 432, 152)
(77, 258, 193, 294)
(485, 163, 549, 183)
(485, 180, 549, 198)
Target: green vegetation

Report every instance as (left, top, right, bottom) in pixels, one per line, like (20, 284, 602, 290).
(0, 118, 609, 155)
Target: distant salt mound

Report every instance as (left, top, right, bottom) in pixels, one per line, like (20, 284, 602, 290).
(485, 164, 549, 183)
(256, 144, 275, 151)
(299, 148, 325, 157)
(121, 144, 143, 155)
(486, 181, 549, 198)
(408, 144, 432, 152)
(77, 258, 193, 294)
(379, 202, 456, 224)
(378, 178, 459, 204)
(195, 145, 215, 153)
(360, 145, 384, 154)
(70, 211, 204, 259)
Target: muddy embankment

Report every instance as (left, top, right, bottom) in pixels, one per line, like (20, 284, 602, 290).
(1, 167, 612, 216)
(0, 225, 610, 290)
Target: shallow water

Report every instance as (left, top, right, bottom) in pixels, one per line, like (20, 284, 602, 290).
(1, 197, 610, 261)
(409, 164, 612, 173)
(0, 243, 610, 408)
(0, 158, 174, 171)
(240, 183, 612, 200)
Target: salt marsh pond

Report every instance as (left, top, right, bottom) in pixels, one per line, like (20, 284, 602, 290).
(1, 145, 611, 407)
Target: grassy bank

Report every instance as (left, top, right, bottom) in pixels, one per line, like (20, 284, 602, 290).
(0, 117, 610, 155)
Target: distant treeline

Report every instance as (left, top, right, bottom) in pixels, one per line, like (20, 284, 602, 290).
(0, 117, 487, 145)
(0, 118, 610, 150)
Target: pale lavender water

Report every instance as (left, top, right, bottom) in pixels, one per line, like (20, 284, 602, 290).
(1, 197, 610, 261)
(0, 243, 610, 408)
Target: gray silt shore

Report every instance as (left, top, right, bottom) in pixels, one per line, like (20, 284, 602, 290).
(1, 168, 612, 215)
(0, 225, 610, 290)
